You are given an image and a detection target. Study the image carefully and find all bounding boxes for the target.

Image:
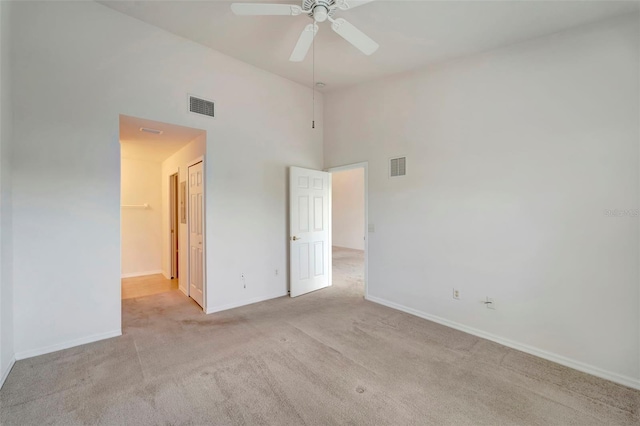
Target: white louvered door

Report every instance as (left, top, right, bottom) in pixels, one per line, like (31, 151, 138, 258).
(290, 167, 331, 297)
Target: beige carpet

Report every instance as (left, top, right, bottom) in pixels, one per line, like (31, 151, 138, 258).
(1, 247, 638, 425)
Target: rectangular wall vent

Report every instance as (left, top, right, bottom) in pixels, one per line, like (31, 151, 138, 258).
(189, 95, 215, 118)
(390, 157, 407, 177)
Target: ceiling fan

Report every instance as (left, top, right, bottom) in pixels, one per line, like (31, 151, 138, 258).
(230, 0, 378, 62)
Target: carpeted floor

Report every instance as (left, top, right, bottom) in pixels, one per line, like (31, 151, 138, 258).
(1, 247, 638, 425)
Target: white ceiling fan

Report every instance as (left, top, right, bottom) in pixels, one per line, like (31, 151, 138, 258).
(230, 0, 378, 62)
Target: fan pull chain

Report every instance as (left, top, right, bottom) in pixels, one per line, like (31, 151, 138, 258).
(312, 24, 315, 129)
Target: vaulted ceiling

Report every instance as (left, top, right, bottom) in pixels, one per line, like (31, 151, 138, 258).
(99, 0, 639, 91)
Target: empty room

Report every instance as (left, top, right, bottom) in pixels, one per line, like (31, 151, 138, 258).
(0, 0, 639, 425)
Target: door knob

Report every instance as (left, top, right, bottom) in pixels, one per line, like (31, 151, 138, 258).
(292, 236, 300, 241)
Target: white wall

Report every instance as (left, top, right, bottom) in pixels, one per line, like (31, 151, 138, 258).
(161, 134, 206, 294)
(332, 168, 364, 250)
(0, 0, 15, 387)
(121, 157, 162, 277)
(324, 15, 640, 388)
(10, 1, 322, 358)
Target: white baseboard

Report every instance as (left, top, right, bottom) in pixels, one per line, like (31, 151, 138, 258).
(206, 291, 287, 314)
(365, 295, 640, 391)
(15, 329, 122, 361)
(0, 355, 16, 389)
(121, 270, 164, 279)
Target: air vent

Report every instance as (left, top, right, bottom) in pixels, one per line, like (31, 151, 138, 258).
(390, 157, 406, 178)
(189, 95, 215, 118)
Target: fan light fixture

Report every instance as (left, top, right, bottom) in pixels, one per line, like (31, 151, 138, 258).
(313, 5, 328, 22)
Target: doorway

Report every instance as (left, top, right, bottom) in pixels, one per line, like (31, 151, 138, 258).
(328, 163, 367, 298)
(119, 114, 207, 310)
(288, 163, 368, 299)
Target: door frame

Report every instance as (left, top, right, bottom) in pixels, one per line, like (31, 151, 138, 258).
(169, 172, 179, 280)
(187, 156, 206, 311)
(325, 162, 369, 299)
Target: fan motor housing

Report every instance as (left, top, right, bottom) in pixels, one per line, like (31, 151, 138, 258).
(304, 0, 338, 20)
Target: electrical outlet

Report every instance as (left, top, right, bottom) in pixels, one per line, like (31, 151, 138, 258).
(275, 269, 279, 276)
(453, 288, 460, 300)
(485, 297, 495, 310)
(241, 273, 246, 289)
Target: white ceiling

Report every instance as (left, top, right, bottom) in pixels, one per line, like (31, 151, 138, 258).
(99, 0, 639, 91)
(120, 115, 205, 162)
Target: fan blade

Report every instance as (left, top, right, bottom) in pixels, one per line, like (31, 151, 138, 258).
(231, 3, 302, 16)
(289, 24, 319, 62)
(336, 0, 375, 11)
(330, 18, 379, 55)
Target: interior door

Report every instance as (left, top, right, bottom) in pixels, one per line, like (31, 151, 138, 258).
(290, 166, 331, 297)
(170, 173, 179, 279)
(188, 161, 204, 308)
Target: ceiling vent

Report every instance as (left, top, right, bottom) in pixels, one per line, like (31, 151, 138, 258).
(189, 95, 215, 118)
(389, 156, 406, 178)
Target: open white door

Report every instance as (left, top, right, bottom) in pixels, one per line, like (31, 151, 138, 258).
(188, 161, 204, 308)
(289, 166, 331, 297)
